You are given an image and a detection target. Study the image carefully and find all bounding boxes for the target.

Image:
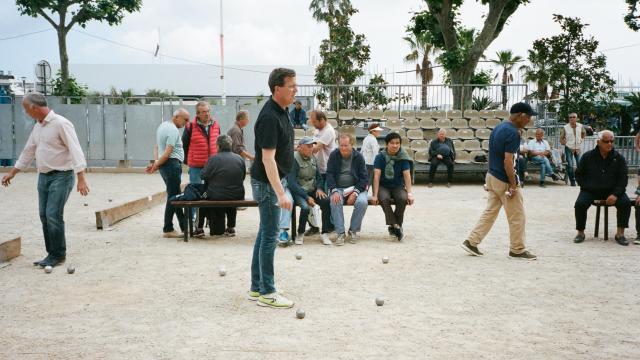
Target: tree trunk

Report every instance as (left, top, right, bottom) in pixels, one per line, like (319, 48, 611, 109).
(420, 55, 429, 110)
(57, 29, 70, 96)
(501, 69, 508, 110)
(451, 69, 473, 111)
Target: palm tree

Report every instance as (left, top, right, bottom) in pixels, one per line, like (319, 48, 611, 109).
(490, 50, 523, 109)
(403, 34, 436, 110)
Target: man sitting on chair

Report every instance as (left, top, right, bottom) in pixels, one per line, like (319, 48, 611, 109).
(573, 130, 631, 245)
(527, 128, 559, 187)
(428, 128, 455, 188)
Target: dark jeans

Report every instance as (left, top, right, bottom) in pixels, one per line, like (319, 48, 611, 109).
(199, 207, 237, 235)
(378, 185, 408, 226)
(517, 156, 528, 181)
(564, 147, 581, 183)
(297, 191, 331, 234)
(250, 178, 282, 295)
(38, 170, 74, 258)
(159, 158, 186, 233)
(574, 190, 631, 231)
(429, 157, 454, 182)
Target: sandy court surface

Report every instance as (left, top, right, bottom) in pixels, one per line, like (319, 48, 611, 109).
(1, 173, 640, 359)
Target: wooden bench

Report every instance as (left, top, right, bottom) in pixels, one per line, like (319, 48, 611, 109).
(593, 197, 637, 241)
(172, 196, 393, 242)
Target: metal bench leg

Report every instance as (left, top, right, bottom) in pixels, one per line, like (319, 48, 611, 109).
(291, 205, 297, 242)
(185, 206, 191, 242)
(594, 205, 600, 238)
(604, 206, 609, 241)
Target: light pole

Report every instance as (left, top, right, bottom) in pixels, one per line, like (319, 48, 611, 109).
(219, 0, 226, 105)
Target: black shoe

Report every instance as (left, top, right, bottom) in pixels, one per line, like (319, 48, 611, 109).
(224, 228, 236, 237)
(539, 182, 546, 188)
(40, 256, 66, 267)
(570, 181, 576, 187)
(551, 174, 560, 181)
(193, 228, 205, 238)
(395, 226, 404, 241)
(33, 255, 51, 267)
(508, 250, 537, 260)
(304, 226, 320, 236)
(574, 234, 585, 243)
(461, 240, 483, 256)
(615, 235, 629, 246)
(388, 226, 394, 236)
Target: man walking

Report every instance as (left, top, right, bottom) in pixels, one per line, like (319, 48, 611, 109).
(146, 108, 190, 238)
(560, 113, 586, 186)
(228, 110, 255, 161)
(461, 103, 537, 260)
(2, 92, 90, 267)
(248, 68, 296, 309)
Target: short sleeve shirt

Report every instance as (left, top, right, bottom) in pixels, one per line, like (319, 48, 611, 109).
(250, 98, 294, 182)
(527, 139, 550, 153)
(157, 121, 184, 161)
(373, 154, 411, 189)
(488, 121, 520, 183)
(314, 124, 336, 173)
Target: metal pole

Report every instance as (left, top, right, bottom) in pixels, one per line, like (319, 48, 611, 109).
(220, 0, 226, 105)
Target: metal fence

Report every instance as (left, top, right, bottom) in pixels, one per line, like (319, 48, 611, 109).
(581, 135, 639, 169)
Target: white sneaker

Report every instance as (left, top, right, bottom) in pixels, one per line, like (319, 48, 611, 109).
(321, 233, 332, 245)
(336, 233, 346, 246)
(348, 230, 358, 244)
(257, 292, 294, 308)
(295, 233, 304, 245)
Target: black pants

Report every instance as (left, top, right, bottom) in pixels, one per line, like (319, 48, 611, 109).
(517, 156, 528, 181)
(378, 185, 408, 226)
(574, 190, 631, 231)
(429, 157, 454, 182)
(198, 208, 237, 235)
(159, 159, 186, 233)
(297, 191, 331, 234)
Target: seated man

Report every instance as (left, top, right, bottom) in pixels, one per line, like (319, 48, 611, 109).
(200, 135, 246, 236)
(326, 133, 369, 246)
(371, 132, 415, 241)
(527, 128, 559, 187)
(428, 128, 455, 187)
(289, 100, 307, 130)
(574, 130, 631, 245)
(516, 133, 531, 185)
(277, 137, 331, 246)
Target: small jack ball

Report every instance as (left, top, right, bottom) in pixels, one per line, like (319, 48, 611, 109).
(295, 253, 302, 260)
(382, 256, 389, 264)
(219, 268, 227, 276)
(44, 266, 53, 274)
(67, 267, 75, 274)
(296, 309, 305, 319)
(375, 297, 385, 306)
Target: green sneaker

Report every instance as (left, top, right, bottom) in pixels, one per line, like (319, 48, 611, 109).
(257, 292, 294, 308)
(247, 290, 260, 301)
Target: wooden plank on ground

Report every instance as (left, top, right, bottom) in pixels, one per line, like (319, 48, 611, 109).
(0, 237, 21, 262)
(95, 190, 166, 229)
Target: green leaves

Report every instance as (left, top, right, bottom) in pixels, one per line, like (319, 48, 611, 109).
(625, 0, 640, 31)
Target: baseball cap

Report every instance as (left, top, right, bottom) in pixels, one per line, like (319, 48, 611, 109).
(298, 136, 316, 146)
(509, 102, 538, 116)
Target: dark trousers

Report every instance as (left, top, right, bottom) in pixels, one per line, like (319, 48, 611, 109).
(296, 191, 331, 234)
(159, 159, 186, 233)
(429, 157, 454, 182)
(38, 170, 74, 258)
(378, 185, 408, 226)
(517, 156, 528, 181)
(202, 208, 237, 235)
(574, 190, 631, 231)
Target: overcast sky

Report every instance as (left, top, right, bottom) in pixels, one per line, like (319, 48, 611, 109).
(1, 0, 639, 88)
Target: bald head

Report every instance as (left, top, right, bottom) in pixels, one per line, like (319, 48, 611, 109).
(172, 108, 190, 129)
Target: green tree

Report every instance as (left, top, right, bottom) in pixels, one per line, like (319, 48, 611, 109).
(16, 0, 142, 96)
(531, 14, 616, 121)
(408, 0, 530, 110)
(51, 70, 87, 102)
(519, 40, 553, 102)
(403, 33, 436, 109)
(489, 50, 523, 110)
(310, 0, 370, 110)
(625, 0, 639, 31)
(145, 89, 175, 98)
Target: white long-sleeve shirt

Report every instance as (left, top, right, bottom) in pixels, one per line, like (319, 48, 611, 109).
(15, 110, 87, 174)
(361, 133, 380, 165)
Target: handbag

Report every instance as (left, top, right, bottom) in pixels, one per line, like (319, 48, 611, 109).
(308, 204, 321, 228)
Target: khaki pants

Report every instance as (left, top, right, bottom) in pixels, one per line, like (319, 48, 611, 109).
(466, 173, 526, 254)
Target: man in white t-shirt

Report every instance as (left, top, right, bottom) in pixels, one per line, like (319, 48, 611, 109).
(310, 110, 336, 181)
(527, 128, 559, 187)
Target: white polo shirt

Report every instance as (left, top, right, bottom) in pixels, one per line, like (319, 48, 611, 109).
(527, 138, 550, 153)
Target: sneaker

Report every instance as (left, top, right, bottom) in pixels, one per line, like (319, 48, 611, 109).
(248, 289, 283, 302)
(574, 233, 585, 243)
(278, 230, 289, 244)
(614, 235, 629, 246)
(193, 228, 205, 238)
(295, 233, 304, 245)
(551, 174, 560, 181)
(348, 230, 358, 244)
(634, 235, 640, 245)
(336, 233, 346, 246)
(508, 250, 537, 260)
(163, 230, 183, 238)
(321, 233, 332, 245)
(224, 228, 236, 237)
(304, 226, 320, 236)
(460, 240, 483, 257)
(257, 292, 294, 309)
(539, 182, 546, 188)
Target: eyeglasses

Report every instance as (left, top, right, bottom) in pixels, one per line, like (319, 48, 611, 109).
(569, 116, 577, 118)
(600, 140, 614, 144)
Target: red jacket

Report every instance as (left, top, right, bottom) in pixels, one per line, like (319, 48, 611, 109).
(185, 119, 220, 168)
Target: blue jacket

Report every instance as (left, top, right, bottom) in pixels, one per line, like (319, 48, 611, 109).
(289, 108, 307, 127)
(326, 149, 369, 195)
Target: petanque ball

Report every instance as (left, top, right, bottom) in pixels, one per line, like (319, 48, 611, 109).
(108, 199, 112, 202)
(83, 203, 88, 206)
(375, 297, 385, 306)
(219, 268, 227, 277)
(67, 267, 75, 274)
(296, 309, 305, 319)
(382, 256, 389, 264)
(44, 266, 53, 274)
(295, 253, 302, 260)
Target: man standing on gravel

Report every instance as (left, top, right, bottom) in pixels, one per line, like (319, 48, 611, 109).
(461, 103, 537, 260)
(248, 68, 295, 309)
(2, 92, 90, 268)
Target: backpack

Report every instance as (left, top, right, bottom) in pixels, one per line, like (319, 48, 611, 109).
(174, 183, 207, 201)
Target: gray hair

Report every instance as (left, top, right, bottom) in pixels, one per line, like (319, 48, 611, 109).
(23, 92, 48, 107)
(437, 128, 446, 135)
(236, 110, 249, 121)
(173, 108, 189, 118)
(217, 134, 233, 152)
(597, 130, 614, 140)
(195, 100, 210, 110)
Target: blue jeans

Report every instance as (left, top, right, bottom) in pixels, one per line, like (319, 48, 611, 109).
(160, 159, 186, 233)
(564, 147, 581, 183)
(330, 189, 368, 234)
(38, 170, 74, 258)
(530, 156, 553, 182)
(278, 189, 294, 230)
(188, 167, 203, 220)
(250, 178, 283, 295)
